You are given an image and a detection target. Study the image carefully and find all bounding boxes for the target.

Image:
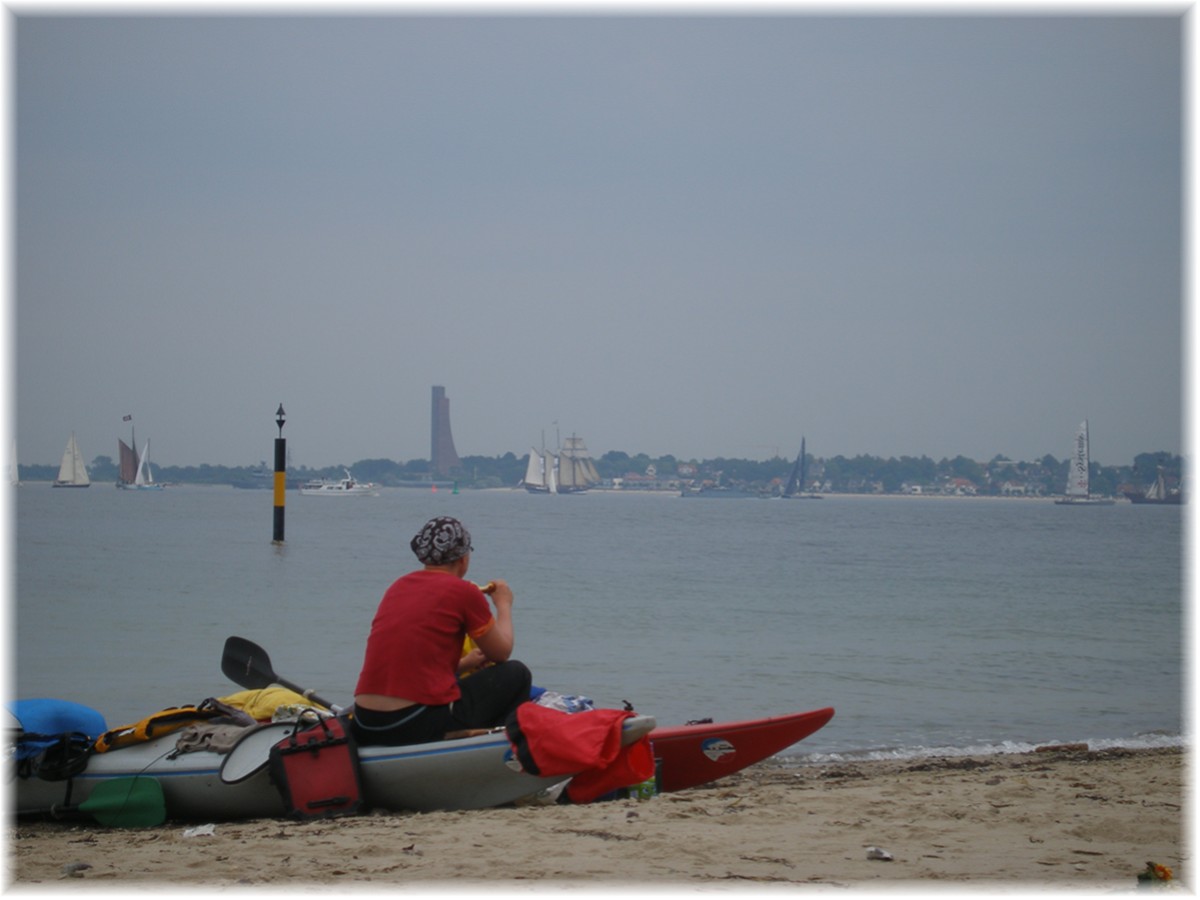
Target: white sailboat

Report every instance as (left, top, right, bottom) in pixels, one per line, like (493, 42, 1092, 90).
(52, 433, 90, 488)
(133, 440, 164, 490)
(1054, 420, 1114, 506)
(523, 447, 558, 494)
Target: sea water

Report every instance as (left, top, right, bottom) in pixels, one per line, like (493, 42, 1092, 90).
(11, 484, 1186, 761)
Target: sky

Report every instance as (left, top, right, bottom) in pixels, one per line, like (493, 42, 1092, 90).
(9, 8, 1186, 470)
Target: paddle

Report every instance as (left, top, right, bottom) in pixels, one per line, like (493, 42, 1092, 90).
(221, 636, 336, 710)
(50, 776, 167, 828)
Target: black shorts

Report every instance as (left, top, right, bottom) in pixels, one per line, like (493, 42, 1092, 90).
(351, 660, 533, 747)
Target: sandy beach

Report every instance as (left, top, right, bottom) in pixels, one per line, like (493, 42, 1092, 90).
(4, 745, 1185, 893)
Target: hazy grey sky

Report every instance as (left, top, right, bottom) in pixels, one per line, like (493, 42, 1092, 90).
(13, 12, 1184, 469)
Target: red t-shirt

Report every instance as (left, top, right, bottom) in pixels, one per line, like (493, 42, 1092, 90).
(355, 571, 496, 706)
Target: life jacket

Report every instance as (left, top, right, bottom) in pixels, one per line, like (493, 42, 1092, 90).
(93, 702, 232, 753)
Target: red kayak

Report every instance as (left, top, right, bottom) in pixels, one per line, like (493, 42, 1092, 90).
(650, 707, 835, 793)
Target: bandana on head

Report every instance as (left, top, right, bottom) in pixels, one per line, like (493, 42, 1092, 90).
(411, 516, 473, 566)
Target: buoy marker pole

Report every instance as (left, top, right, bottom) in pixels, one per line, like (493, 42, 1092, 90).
(273, 404, 286, 544)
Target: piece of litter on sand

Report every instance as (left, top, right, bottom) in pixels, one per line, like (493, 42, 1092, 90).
(182, 824, 217, 838)
(865, 846, 893, 861)
(60, 862, 92, 878)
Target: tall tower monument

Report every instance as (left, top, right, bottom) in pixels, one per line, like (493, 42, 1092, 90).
(431, 386, 461, 476)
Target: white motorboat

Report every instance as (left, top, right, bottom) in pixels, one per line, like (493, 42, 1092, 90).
(298, 469, 379, 496)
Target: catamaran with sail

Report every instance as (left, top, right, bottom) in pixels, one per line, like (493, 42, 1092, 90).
(1054, 420, 1115, 506)
(52, 433, 90, 488)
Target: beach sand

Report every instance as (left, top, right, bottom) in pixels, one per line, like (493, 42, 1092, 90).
(5, 746, 1185, 892)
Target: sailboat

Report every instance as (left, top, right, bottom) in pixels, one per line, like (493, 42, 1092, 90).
(1054, 420, 1115, 506)
(523, 447, 560, 494)
(52, 433, 90, 488)
(1123, 466, 1185, 505)
(557, 435, 600, 493)
(117, 419, 164, 490)
(781, 437, 821, 499)
(523, 433, 599, 494)
(132, 440, 164, 491)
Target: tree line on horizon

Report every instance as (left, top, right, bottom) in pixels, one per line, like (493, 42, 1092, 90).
(19, 448, 1185, 497)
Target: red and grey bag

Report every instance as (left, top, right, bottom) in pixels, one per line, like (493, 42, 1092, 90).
(268, 715, 364, 819)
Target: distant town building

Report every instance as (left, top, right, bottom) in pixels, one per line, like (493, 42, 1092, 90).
(430, 386, 461, 476)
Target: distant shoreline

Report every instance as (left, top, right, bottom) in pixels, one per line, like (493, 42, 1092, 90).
(12, 480, 1139, 503)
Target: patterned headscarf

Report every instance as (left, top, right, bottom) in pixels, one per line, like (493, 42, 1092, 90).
(410, 516, 473, 566)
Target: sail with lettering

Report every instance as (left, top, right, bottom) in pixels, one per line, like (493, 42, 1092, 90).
(1054, 420, 1114, 506)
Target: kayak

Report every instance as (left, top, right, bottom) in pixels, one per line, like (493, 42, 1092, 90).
(650, 707, 835, 793)
(12, 707, 658, 821)
(12, 635, 836, 822)
(12, 704, 834, 822)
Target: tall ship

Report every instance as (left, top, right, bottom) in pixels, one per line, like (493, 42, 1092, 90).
(524, 434, 600, 494)
(1123, 466, 1184, 505)
(1054, 420, 1114, 506)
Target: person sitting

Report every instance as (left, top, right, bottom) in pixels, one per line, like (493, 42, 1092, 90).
(350, 516, 531, 747)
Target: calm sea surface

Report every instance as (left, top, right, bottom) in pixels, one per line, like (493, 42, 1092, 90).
(10, 484, 1186, 760)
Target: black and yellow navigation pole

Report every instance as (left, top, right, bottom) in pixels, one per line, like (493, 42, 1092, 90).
(272, 404, 286, 544)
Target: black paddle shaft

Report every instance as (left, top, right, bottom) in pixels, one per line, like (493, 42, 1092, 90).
(221, 636, 336, 710)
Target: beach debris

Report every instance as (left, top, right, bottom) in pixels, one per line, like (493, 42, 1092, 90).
(60, 861, 92, 879)
(182, 823, 217, 838)
(865, 846, 893, 862)
(1137, 861, 1174, 888)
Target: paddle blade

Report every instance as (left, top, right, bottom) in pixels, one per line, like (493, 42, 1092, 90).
(221, 636, 336, 710)
(222, 636, 278, 691)
(78, 777, 166, 828)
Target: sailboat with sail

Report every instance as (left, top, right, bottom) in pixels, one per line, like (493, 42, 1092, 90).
(1054, 420, 1115, 506)
(558, 435, 601, 493)
(52, 433, 90, 488)
(523, 433, 599, 494)
(1123, 466, 1184, 505)
(117, 418, 164, 490)
(781, 437, 821, 500)
(132, 440, 164, 490)
(524, 447, 559, 494)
